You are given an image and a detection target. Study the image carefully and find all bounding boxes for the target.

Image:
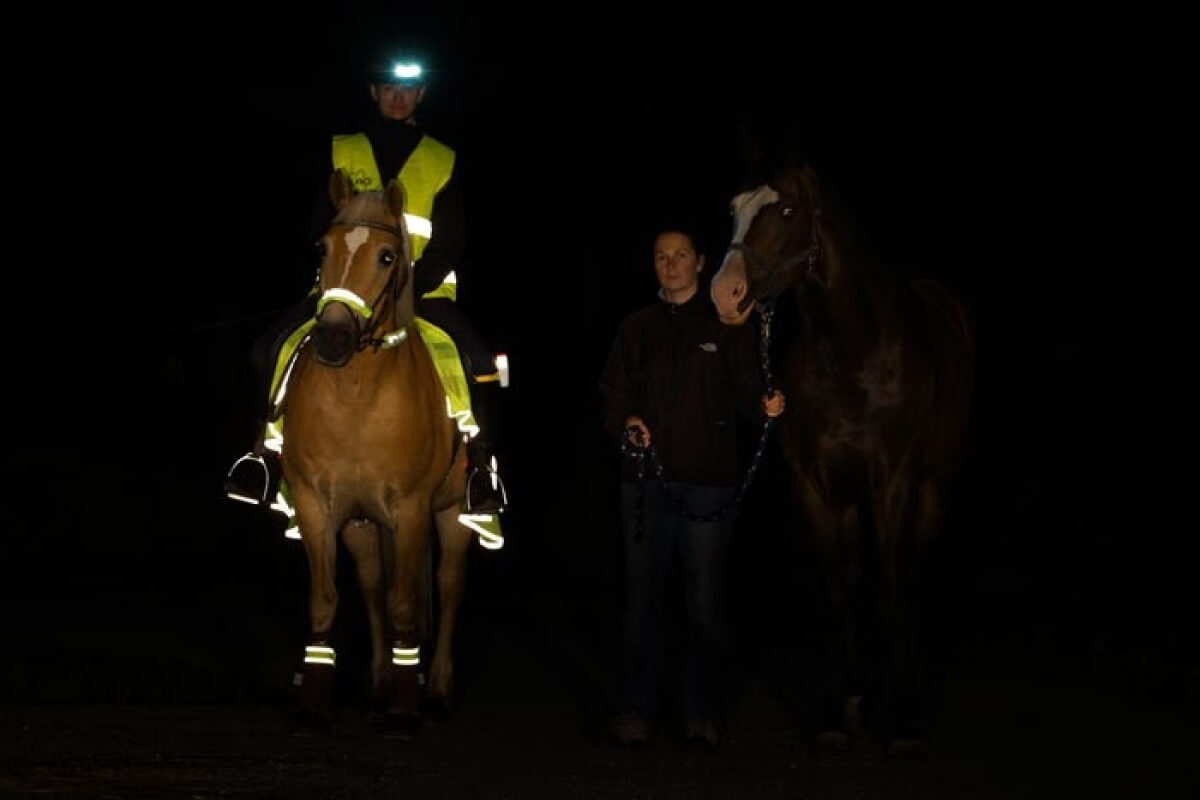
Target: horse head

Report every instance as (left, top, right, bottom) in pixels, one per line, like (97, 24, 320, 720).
(710, 164, 832, 326)
(311, 170, 414, 367)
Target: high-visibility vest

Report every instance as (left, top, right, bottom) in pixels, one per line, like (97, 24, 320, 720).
(332, 132, 457, 301)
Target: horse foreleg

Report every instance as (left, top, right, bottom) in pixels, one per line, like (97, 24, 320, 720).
(342, 519, 390, 703)
(427, 506, 472, 712)
(886, 477, 952, 758)
(873, 474, 930, 753)
(381, 502, 432, 730)
(794, 472, 864, 749)
(294, 492, 340, 728)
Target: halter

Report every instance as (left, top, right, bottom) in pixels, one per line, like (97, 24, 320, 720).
(728, 207, 826, 315)
(316, 219, 412, 351)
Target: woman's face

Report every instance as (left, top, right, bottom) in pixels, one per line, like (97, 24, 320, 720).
(654, 231, 704, 301)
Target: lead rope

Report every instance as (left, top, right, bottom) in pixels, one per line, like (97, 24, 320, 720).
(621, 300, 778, 537)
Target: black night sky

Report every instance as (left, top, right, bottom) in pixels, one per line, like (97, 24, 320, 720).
(3, 3, 1196, 796)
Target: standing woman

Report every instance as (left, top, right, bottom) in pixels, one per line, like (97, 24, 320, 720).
(599, 225, 785, 750)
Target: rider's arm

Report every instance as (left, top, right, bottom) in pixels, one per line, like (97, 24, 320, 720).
(413, 168, 465, 298)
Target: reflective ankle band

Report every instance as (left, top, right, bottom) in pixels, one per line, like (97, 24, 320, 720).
(304, 644, 336, 666)
(392, 645, 420, 666)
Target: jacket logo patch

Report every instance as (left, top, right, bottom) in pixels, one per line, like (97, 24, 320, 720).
(699, 342, 718, 353)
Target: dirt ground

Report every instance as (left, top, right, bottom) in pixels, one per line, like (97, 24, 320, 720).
(2, 492, 1197, 799)
(3, 419, 1198, 800)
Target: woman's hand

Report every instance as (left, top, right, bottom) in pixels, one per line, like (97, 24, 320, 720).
(624, 415, 651, 447)
(762, 391, 786, 418)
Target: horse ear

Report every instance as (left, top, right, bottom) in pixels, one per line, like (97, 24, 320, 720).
(383, 179, 406, 220)
(796, 163, 823, 208)
(329, 169, 355, 211)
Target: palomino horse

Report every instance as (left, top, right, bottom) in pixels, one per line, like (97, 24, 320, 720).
(710, 164, 974, 753)
(281, 171, 474, 734)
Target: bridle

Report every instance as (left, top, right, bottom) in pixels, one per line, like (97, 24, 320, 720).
(315, 219, 412, 352)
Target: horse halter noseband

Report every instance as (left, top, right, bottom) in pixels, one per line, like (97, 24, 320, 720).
(316, 219, 412, 351)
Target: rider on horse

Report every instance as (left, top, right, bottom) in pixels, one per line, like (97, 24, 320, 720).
(225, 45, 508, 520)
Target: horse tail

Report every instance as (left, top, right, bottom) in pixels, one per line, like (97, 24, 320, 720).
(913, 277, 972, 350)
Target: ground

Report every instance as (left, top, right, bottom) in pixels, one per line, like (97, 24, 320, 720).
(1, 486, 1197, 799)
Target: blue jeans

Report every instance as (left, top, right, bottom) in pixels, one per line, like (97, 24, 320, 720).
(616, 480, 739, 721)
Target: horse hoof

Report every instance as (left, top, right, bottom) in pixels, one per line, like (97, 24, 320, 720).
(421, 694, 454, 722)
(887, 736, 931, 758)
(841, 695, 865, 738)
(289, 708, 333, 737)
(812, 730, 852, 752)
(381, 712, 422, 740)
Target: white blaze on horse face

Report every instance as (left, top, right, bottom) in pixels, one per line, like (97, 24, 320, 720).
(336, 226, 371, 285)
(711, 184, 780, 325)
(730, 185, 779, 245)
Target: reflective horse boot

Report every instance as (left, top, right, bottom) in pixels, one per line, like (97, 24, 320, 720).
(381, 637, 423, 739)
(290, 637, 337, 735)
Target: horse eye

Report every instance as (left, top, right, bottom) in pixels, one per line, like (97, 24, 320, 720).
(313, 241, 327, 260)
(781, 206, 796, 218)
(379, 250, 396, 267)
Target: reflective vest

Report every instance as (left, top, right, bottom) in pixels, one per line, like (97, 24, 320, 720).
(331, 132, 457, 301)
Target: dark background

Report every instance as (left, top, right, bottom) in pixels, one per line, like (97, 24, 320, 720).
(2, 2, 1196, 795)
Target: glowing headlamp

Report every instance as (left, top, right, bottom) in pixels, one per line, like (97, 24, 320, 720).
(389, 62, 423, 82)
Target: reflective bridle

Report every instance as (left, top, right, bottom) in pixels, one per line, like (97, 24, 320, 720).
(315, 219, 412, 351)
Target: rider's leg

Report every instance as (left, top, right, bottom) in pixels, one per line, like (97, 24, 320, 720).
(417, 298, 507, 514)
(225, 295, 317, 506)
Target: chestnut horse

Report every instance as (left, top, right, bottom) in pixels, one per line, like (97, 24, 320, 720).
(710, 164, 974, 754)
(281, 171, 474, 735)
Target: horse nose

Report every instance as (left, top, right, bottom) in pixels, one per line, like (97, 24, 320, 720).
(312, 307, 357, 367)
(710, 250, 753, 323)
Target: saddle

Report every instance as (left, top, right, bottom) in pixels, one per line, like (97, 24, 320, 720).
(262, 316, 505, 548)
(265, 316, 485, 431)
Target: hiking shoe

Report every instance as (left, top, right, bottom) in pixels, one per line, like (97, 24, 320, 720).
(684, 717, 720, 752)
(608, 712, 653, 747)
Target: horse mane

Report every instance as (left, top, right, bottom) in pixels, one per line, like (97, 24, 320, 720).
(786, 161, 907, 303)
(742, 124, 904, 294)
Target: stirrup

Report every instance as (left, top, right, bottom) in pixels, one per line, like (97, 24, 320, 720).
(465, 457, 508, 515)
(225, 453, 272, 505)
